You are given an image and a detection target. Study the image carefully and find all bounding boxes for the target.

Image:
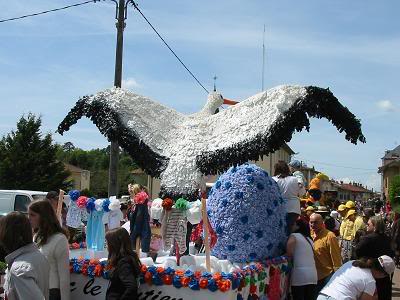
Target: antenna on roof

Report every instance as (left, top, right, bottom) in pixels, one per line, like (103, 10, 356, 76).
(261, 24, 266, 92)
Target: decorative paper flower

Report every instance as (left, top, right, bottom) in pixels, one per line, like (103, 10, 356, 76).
(134, 191, 149, 204)
(163, 274, 173, 285)
(162, 198, 174, 211)
(207, 163, 287, 262)
(173, 275, 183, 288)
(150, 198, 163, 220)
(175, 198, 189, 210)
(76, 196, 88, 209)
(94, 199, 104, 211)
(86, 197, 96, 211)
(199, 278, 208, 289)
(188, 279, 200, 290)
(180, 277, 190, 287)
(108, 198, 121, 211)
(102, 199, 111, 212)
(207, 278, 218, 292)
(68, 190, 80, 202)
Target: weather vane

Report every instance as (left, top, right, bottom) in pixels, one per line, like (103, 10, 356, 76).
(213, 75, 217, 92)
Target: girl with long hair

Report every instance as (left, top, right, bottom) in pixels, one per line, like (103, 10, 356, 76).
(105, 227, 142, 300)
(28, 200, 70, 300)
(0, 212, 50, 300)
(286, 218, 317, 300)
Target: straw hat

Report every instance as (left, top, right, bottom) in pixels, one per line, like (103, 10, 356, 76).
(305, 206, 316, 212)
(338, 204, 346, 212)
(345, 200, 355, 209)
(346, 209, 356, 218)
(315, 206, 329, 213)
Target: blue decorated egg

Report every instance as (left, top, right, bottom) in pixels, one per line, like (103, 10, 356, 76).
(207, 163, 287, 262)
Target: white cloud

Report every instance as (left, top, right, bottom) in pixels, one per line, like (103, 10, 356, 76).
(122, 78, 141, 90)
(377, 100, 397, 112)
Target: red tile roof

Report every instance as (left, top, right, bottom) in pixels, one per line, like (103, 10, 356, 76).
(339, 183, 372, 193)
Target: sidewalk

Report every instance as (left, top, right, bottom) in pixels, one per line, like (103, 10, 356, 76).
(393, 267, 400, 299)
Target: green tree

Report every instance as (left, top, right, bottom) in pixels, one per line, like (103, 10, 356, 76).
(389, 175, 400, 203)
(0, 114, 71, 191)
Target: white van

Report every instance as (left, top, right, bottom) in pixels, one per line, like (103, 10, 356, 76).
(0, 190, 47, 216)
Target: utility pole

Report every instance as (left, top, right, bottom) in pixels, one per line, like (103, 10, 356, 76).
(108, 0, 133, 197)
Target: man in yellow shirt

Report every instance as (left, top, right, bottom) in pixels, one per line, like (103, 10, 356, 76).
(346, 209, 366, 239)
(310, 213, 342, 295)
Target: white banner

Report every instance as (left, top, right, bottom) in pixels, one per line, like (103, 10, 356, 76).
(70, 274, 236, 300)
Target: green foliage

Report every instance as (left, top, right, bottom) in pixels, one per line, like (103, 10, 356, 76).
(0, 261, 6, 274)
(0, 114, 72, 191)
(389, 175, 400, 203)
(56, 144, 139, 198)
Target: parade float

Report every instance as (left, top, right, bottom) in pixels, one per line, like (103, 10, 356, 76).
(58, 85, 365, 299)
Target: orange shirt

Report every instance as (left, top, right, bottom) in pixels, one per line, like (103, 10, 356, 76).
(312, 228, 342, 280)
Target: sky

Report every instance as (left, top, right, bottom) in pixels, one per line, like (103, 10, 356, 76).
(0, 0, 399, 192)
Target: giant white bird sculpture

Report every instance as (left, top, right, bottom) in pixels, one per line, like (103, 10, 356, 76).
(58, 85, 365, 199)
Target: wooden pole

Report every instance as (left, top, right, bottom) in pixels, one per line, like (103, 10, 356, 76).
(135, 237, 141, 254)
(201, 198, 211, 272)
(175, 240, 181, 266)
(57, 190, 65, 226)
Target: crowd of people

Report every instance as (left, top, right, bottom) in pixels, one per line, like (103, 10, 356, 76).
(280, 160, 398, 300)
(0, 191, 142, 300)
(0, 160, 399, 300)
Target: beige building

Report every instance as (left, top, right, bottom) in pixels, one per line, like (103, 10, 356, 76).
(378, 145, 400, 200)
(134, 144, 295, 199)
(64, 163, 91, 191)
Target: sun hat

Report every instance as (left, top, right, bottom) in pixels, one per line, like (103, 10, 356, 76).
(378, 255, 395, 275)
(305, 206, 316, 212)
(338, 204, 346, 212)
(315, 206, 329, 213)
(345, 200, 355, 209)
(289, 160, 301, 169)
(345, 209, 356, 218)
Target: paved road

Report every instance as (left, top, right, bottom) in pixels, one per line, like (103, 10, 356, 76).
(393, 267, 400, 299)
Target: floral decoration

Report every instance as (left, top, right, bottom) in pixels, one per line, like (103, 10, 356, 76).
(134, 191, 149, 204)
(162, 198, 173, 211)
(102, 199, 111, 212)
(86, 197, 96, 211)
(68, 190, 80, 202)
(174, 198, 189, 210)
(76, 196, 88, 209)
(70, 255, 290, 296)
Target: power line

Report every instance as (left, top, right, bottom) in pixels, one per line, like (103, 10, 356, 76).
(131, 2, 209, 94)
(2, 1, 210, 94)
(0, 1, 99, 24)
(294, 156, 377, 171)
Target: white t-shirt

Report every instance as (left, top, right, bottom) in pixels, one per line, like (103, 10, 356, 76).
(321, 261, 376, 299)
(105, 209, 124, 230)
(273, 175, 301, 214)
(290, 233, 318, 286)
